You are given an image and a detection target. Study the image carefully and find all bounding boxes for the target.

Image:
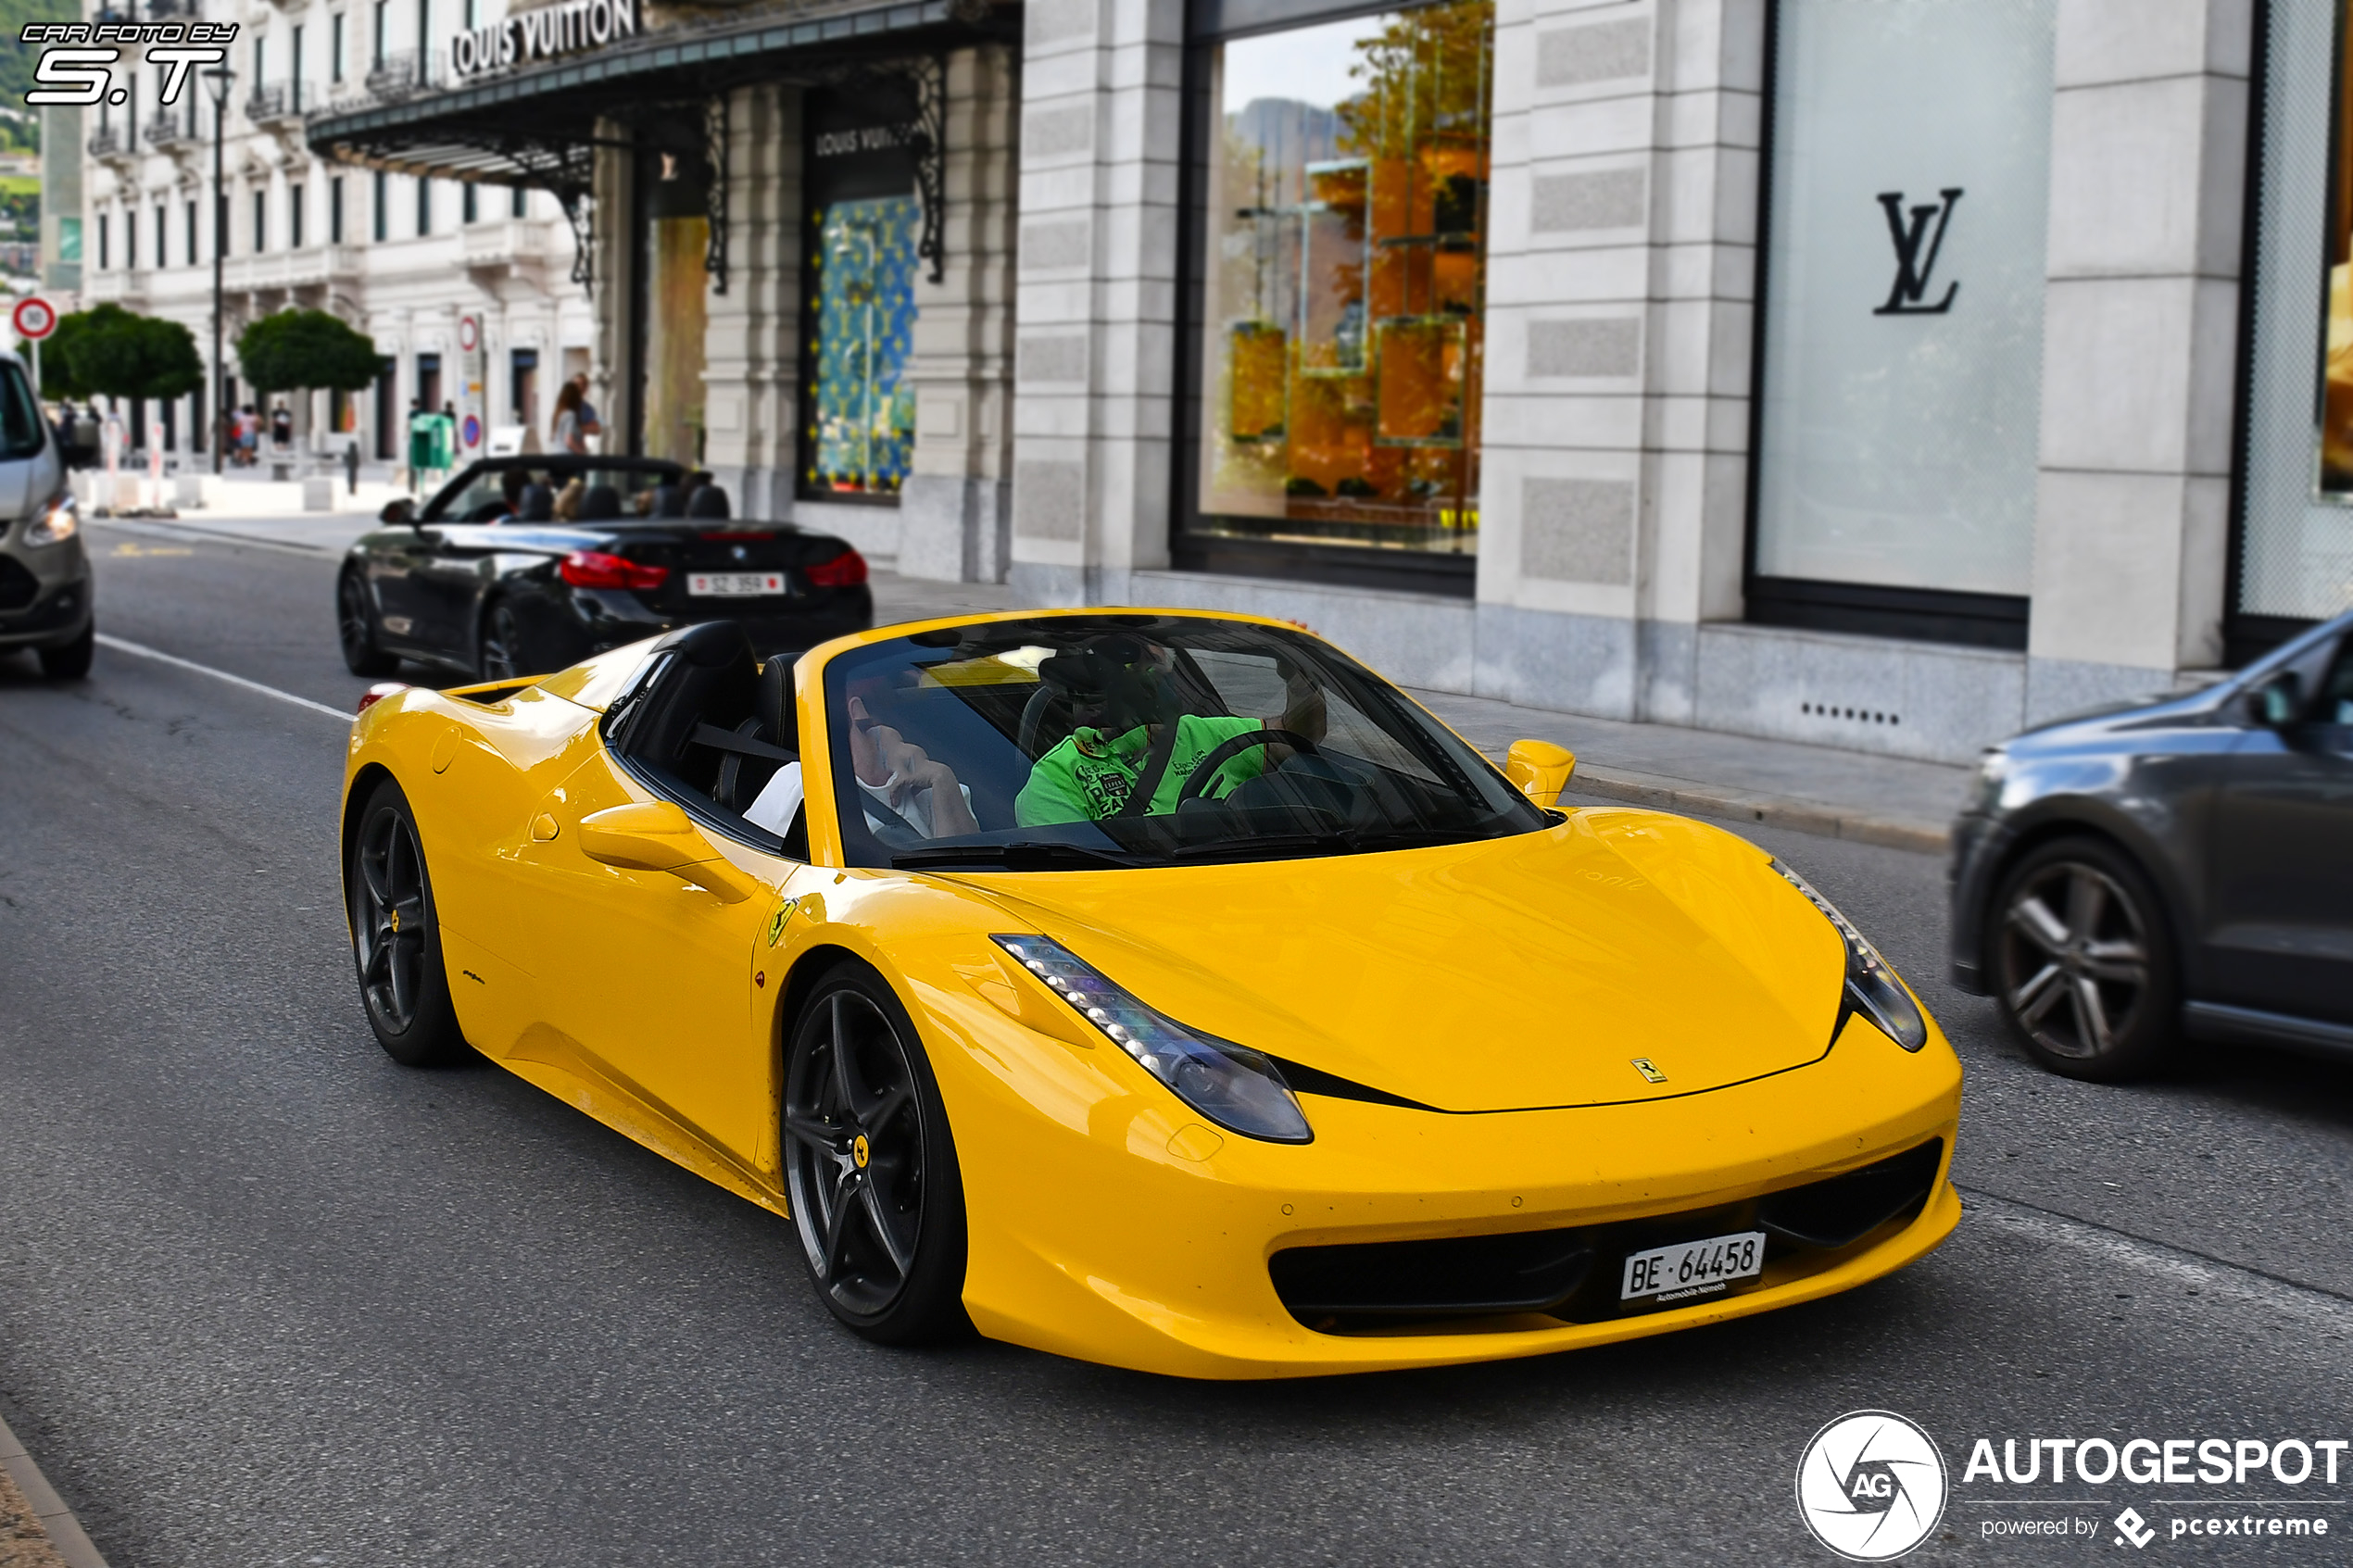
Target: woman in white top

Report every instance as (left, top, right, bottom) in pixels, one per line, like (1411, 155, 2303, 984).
(550, 381, 589, 456)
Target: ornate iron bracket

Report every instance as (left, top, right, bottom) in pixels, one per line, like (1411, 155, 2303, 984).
(905, 55, 947, 284)
(705, 93, 731, 295)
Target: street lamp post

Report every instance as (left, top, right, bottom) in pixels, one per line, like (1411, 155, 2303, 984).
(204, 63, 233, 475)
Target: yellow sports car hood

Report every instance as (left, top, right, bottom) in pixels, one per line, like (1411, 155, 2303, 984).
(963, 810, 1849, 1114)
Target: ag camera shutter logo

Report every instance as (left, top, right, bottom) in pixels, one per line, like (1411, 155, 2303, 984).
(1796, 1410, 1949, 1561)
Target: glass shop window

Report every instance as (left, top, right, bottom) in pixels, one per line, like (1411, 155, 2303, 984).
(799, 86, 922, 502)
(1187, 0, 1493, 566)
(630, 135, 713, 468)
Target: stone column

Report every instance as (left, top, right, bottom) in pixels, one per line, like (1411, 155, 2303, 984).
(900, 45, 1021, 583)
(703, 84, 806, 521)
(2025, 0, 2249, 719)
(1008, 0, 1183, 604)
(589, 126, 635, 453)
(1474, 0, 1762, 721)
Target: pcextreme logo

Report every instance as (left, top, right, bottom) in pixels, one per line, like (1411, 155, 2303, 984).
(1797, 1410, 1950, 1562)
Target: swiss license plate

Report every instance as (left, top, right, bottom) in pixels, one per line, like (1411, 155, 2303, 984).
(688, 571, 786, 597)
(1620, 1229, 1767, 1303)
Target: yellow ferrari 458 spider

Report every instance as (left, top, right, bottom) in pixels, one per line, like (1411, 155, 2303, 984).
(342, 608, 1961, 1378)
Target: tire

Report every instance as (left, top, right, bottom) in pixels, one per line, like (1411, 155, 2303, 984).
(347, 778, 469, 1067)
(477, 598, 527, 682)
(37, 621, 94, 680)
(339, 571, 400, 677)
(781, 960, 969, 1345)
(1989, 835, 2178, 1082)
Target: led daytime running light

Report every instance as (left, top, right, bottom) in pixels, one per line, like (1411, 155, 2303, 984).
(990, 935, 1311, 1144)
(1772, 861, 1930, 1051)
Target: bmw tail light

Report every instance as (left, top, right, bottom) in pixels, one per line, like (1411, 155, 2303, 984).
(803, 549, 868, 588)
(560, 550, 670, 591)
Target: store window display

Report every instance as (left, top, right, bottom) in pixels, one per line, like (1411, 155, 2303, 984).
(1189, 0, 1493, 562)
(801, 89, 921, 500)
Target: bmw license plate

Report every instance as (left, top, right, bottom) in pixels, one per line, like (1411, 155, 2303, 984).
(688, 571, 786, 597)
(1620, 1229, 1767, 1302)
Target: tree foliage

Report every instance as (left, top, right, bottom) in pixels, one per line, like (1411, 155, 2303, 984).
(235, 309, 382, 395)
(22, 305, 203, 401)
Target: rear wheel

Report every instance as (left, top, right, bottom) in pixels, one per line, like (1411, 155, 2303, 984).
(1991, 835, 2177, 1082)
(339, 572, 399, 677)
(782, 961, 968, 1344)
(477, 598, 526, 681)
(37, 621, 94, 680)
(348, 779, 468, 1067)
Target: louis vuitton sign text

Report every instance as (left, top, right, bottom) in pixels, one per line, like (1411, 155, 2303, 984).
(450, 0, 638, 80)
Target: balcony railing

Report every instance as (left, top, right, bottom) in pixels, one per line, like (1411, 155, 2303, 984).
(245, 82, 314, 124)
(86, 127, 131, 161)
(143, 119, 201, 152)
(364, 52, 434, 102)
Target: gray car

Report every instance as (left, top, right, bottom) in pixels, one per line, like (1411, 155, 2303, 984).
(1950, 607, 2353, 1081)
(0, 351, 88, 679)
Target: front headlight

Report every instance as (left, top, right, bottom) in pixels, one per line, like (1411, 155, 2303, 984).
(1772, 862, 1930, 1051)
(23, 490, 78, 546)
(992, 935, 1313, 1143)
(1968, 747, 2009, 813)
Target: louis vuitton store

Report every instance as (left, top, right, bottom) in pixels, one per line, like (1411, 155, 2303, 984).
(310, 0, 2353, 763)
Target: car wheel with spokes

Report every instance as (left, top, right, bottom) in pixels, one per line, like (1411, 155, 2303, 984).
(339, 571, 399, 677)
(348, 778, 468, 1067)
(1991, 836, 2177, 1082)
(477, 598, 527, 681)
(782, 961, 968, 1344)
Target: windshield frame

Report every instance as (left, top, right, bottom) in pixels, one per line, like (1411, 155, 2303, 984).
(809, 611, 1549, 872)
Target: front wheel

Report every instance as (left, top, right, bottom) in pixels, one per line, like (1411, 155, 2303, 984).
(1991, 835, 2178, 1082)
(38, 621, 94, 680)
(339, 572, 399, 677)
(348, 778, 468, 1067)
(782, 962, 968, 1345)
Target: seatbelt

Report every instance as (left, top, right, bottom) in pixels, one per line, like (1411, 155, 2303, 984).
(1114, 721, 1183, 819)
(693, 722, 799, 764)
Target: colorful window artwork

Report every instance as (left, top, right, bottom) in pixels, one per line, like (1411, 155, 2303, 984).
(1192, 0, 1492, 558)
(805, 195, 919, 496)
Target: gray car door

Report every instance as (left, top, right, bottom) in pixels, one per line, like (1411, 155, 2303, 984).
(2208, 634, 2353, 1024)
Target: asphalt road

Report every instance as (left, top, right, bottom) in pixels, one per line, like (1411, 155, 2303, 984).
(2, 521, 2350, 1566)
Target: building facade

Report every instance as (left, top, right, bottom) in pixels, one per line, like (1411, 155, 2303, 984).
(76, 0, 590, 465)
(188, 0, 2346, 759)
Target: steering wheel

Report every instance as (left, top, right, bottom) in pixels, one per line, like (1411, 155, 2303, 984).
(1175, 728, 1319, 806)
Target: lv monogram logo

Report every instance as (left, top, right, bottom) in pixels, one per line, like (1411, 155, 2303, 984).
(1872, 188, 1963, 316)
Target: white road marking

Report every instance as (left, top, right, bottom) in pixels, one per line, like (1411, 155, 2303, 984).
(94, 634, 353, 722)
(1958, 1186, 2353, 1325)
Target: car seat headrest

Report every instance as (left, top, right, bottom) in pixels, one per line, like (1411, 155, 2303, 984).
(579, 484, 623, 521)
(686, 485, 731, 519)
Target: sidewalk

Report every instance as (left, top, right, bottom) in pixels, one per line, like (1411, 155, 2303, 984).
(0, 1410, 104, 1568)
(88, 517, 1968, 853)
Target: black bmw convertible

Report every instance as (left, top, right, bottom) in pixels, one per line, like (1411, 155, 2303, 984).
(336, 456, 875, 680)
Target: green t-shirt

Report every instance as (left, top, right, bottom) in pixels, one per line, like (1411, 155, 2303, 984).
(1016, 714, 1268, 825)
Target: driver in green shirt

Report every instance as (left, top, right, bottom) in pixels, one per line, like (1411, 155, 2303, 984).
(1015, 633, 1327, 826)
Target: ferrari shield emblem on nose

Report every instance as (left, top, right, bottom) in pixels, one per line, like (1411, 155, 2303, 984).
(1631, 1058, 1667, 1085)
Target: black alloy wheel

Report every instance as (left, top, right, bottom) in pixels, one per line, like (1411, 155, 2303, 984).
(782, 963, 968, 1344)
(339, 571, 399, 677)
(1992, 836, 2177, 1082)
(477, 599, 526, 682)
(348, 779, 467, 1067)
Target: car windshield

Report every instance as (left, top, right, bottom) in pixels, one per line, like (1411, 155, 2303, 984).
(426, 463, 682, 521)
(824, 616, 1549, 870)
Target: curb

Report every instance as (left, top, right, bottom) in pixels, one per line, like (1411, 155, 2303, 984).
(0, 1411, 108, 1568)
(1564, 762, 1950, 856)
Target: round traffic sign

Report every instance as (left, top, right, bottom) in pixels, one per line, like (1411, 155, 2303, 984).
(457, 315, 479, 352)
(12, 297, 57, 340)
(461, 414, 482, 448)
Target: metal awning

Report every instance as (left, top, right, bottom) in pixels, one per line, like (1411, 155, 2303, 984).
(306, 0, 1012, 287)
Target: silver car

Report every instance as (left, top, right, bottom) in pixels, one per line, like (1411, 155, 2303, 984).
(1949, 606, 2353, 1081)
(0, 351, 88, 678)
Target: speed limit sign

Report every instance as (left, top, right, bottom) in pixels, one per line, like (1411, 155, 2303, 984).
(12, 297, 57, 340)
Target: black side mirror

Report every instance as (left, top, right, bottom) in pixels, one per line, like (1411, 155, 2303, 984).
(2249, 671, 2302, 727)
(379, 497, 417, 526)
